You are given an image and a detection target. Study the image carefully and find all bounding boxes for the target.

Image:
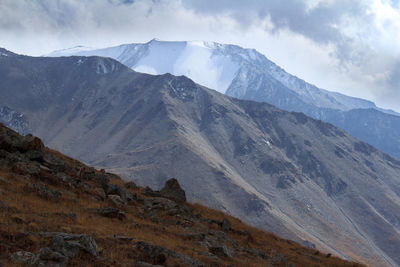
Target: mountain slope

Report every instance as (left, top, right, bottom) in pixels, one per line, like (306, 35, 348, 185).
(46, 40, 400, 159)
(2, 124, 361, 266)
(1, 49, 400, 266)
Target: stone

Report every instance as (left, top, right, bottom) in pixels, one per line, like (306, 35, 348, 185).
(106, 184, 136, 202)
(108, 194, 126, 207)
(209, 246, 233, 258)
(302, 240, 316, 249)
(42, 232, 99, 258)
(95, 187, 106, 200)
(93, 207, 126, 220)
(160, 178, 186, 204)
(9, 251, 35, 264)
(221, 218, 232, 232)
(36, 247, 68, 265)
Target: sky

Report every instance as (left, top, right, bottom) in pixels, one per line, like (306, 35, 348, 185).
(0, 0, 399, 112)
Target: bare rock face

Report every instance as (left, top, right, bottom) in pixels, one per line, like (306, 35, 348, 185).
(160, 178, 186, 204)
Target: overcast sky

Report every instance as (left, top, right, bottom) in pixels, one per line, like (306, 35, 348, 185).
(1, 0, 399, 111)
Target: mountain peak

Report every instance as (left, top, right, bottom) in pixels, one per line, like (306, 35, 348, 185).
(0, 48, 17, 57)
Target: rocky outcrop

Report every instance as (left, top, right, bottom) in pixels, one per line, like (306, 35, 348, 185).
(160, 178, 186, 204)
(9, 232, 99, 266)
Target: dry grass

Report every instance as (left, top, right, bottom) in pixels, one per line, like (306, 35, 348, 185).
(0, 159, 365, 266)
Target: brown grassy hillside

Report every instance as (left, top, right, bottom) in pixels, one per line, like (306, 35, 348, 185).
(0, 123, 363, 266)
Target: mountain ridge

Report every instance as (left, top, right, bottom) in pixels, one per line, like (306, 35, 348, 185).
(1, 50, 400, 266)
(44, 41, 400, 159)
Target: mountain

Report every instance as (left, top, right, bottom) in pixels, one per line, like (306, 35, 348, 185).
(1, 49, 400, 266)
(2, 124, 361, 266)
(46, 40, 400, 159)
(0, 105, 31, 135)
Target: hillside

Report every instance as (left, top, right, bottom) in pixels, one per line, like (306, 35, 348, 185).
(46, 40, 400, 159)
(1, 49, 400, 266)
(0, 123, 362, 266)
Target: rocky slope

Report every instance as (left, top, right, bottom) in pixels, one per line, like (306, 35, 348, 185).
(1, 49, 400, 266)
(0, 106, 31, 135)
(0, 123, 361, 266)
(46, 40, 400, 159)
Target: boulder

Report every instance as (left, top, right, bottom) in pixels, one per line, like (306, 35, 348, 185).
(93, 207, 126, 220)
(95, 187, 106, 200)
(12, 232, 100, 266)
(0, 125, 44, 153)
(49, 233, 99, 258)
(160, 178, 186, 204)
(221, 218, 232, 232)
(9, 251, 36, 264)
(108, 194, 126, 207)
(209, 245, 233, 258)
(35, 247, 69, 266)
(106, 184, 136, 203)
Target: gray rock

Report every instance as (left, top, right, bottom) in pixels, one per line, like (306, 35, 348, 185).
(9, 251, 36, 264)
(25, 183, 62, 202)
(302, 240, 316, 249)
(209, 246, 233, 259)
(108, 194, 126, 207)
(93, 207, 126, 220)
(106, 184, 136, 202)
(221, 218, 232, 232)
(160, 178, 186, 204)
(95, 187, 106, 200)
(46, 232, 99, 258)
(35, 247, 69, 266)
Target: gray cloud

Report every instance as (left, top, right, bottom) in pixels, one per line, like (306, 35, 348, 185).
(182, 0, 373, 63)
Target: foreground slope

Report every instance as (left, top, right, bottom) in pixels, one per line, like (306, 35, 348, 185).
(1, 49, 400, 266)
(46, 40, 400, 159)
(0, 124, 361, 266)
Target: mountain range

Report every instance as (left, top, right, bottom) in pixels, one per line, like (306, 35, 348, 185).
(47, 39, 400, 159)
(1, 48, 400, 266)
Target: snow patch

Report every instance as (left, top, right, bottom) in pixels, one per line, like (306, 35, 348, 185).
(96, 59, 117, 74)
(134, 65, 158, 75)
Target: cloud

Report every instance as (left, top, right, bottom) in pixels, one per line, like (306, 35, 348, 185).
(182, 0, 400, 111)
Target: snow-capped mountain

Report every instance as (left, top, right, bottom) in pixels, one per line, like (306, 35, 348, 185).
(47, 39, 376, 111)
(46, 40, 400, 158)
(2, 49, 400, 265)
